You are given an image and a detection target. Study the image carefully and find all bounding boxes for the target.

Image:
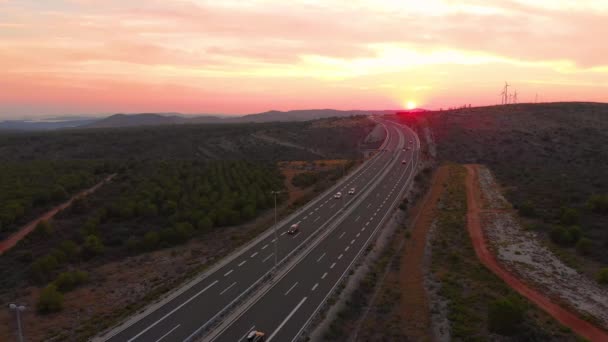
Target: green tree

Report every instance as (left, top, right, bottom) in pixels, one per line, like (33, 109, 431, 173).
(34, 220, 54, 237)
(31, 255, 59, 282)
(576, 238, 593, 255)
(488, 299, 525, 335)
(37, 284, 64, 313)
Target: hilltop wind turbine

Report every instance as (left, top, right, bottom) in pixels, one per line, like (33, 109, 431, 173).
(500, 81, 510, 104)
(513, 90, 518, 104)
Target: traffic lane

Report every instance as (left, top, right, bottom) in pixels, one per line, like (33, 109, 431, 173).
(212, 127, 413, 341)
(108, 127, 401, 341)
(254, 146, 417, 341)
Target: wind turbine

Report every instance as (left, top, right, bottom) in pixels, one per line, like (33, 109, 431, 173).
(513, 90, 518, 104)
(501, 81, 510, 105)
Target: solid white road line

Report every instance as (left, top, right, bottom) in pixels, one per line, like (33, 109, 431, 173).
(330, 262, 336, 269)
(220, 282, 237, 295)
(262, 244, 269, 250)
(126, 280, 218, 342)
(284, 282, 299, 296)
(262, 253, 274, 263)
(153, 324, 180, 342)
(224, 270, 233, 277)
(317, 253, 326, 263)
(338, 232, 345, 239)
(311, 283, 319, 291)
(267, 297, 308, 342)
(250, 252, 258, 258)
(321, 272, 328, 279)
(238, 260, 247, 267)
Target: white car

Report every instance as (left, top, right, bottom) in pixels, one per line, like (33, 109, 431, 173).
(402, 160, 407, 164)
(334, 192, 342, 199)
(348, 188, 355, 195)
(288, 223, 299, 234)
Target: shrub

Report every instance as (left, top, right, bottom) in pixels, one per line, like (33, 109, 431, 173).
(197, 217, 213, 232)
(34, 220, 53, 236)
(559, 207, 579, 225)
(37, 284, 64, 314)
(292, 172, 320, 188)
(82, 235, 104, 259)
(31, 255, 59, 281)
(588, 195, 608, 214)
(60, 240, 80, 260)
(142, 231, 159, 250)
(54, 270, 89, 292)
(550, 226, 581, 246)
(575, 238, 593, 255)
(518, 201, 536, 217)
(598, 268, 608, 285)
(488, 299, 525, 335)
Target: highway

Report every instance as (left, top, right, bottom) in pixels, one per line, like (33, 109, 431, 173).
(100, 121, 410, 342)
(205, 121, 419, 342)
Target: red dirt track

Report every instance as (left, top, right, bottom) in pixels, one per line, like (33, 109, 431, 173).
(0, 174, 116, 255)
(464, 164, 608, 342)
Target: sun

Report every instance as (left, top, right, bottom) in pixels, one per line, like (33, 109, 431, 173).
(406, 100, 417, 110)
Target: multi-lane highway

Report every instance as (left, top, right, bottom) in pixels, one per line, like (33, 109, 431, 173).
(204, 121, 419, 342)
(99, 120, 416, 342)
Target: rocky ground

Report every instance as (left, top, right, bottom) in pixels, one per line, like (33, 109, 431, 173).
(477, 166, 608, 329)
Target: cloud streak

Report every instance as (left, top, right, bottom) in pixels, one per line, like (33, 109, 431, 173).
(1, 0, 607, 117)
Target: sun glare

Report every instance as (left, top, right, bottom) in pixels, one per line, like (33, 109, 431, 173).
(406, 100, 417, 110)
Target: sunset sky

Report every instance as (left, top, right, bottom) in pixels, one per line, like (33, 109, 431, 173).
(1, 0, 607, 118)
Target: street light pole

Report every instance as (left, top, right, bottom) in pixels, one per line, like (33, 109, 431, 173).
(270, 190, 280, 274)
(9, 303, 26, 342)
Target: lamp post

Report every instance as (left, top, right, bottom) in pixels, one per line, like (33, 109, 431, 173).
(9, 303, 26, 342)
(270, 190, 281, 274)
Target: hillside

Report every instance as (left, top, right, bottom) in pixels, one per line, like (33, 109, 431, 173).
(391, 102, 608, 267)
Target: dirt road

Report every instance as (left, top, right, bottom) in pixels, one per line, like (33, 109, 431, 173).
(0, 174, 116, 255)
(399, 166, 448, 340)
(464, 164, 608, 342)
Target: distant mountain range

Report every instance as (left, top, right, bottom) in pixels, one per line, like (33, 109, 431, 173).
(0, 109, 416, 131)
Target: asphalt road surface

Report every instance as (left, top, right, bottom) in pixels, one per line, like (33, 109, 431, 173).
(101, 121, 411, 342)
(205, 120, 419, 342)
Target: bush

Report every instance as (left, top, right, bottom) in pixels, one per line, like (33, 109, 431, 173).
(550, 226, 581, 246)
(292, 172, 320, 188)
(588, 195, 608, 214)
(37, 284, 64, 314)
(559, 207, 579, 225)
(31, 255, 59, 282)
(82, 235, 104, 259)
(598, 268, 608, 285)
(34, 220, 54, 236)
(60, 240, 80, 260)
(575, 238, 593, 255)
(53, 270, 89, 292)
(488, 299, 525, 335)
(142, 231, 160, 250)
(197, 217, 213, 232)
(518, 201, 536, 217)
